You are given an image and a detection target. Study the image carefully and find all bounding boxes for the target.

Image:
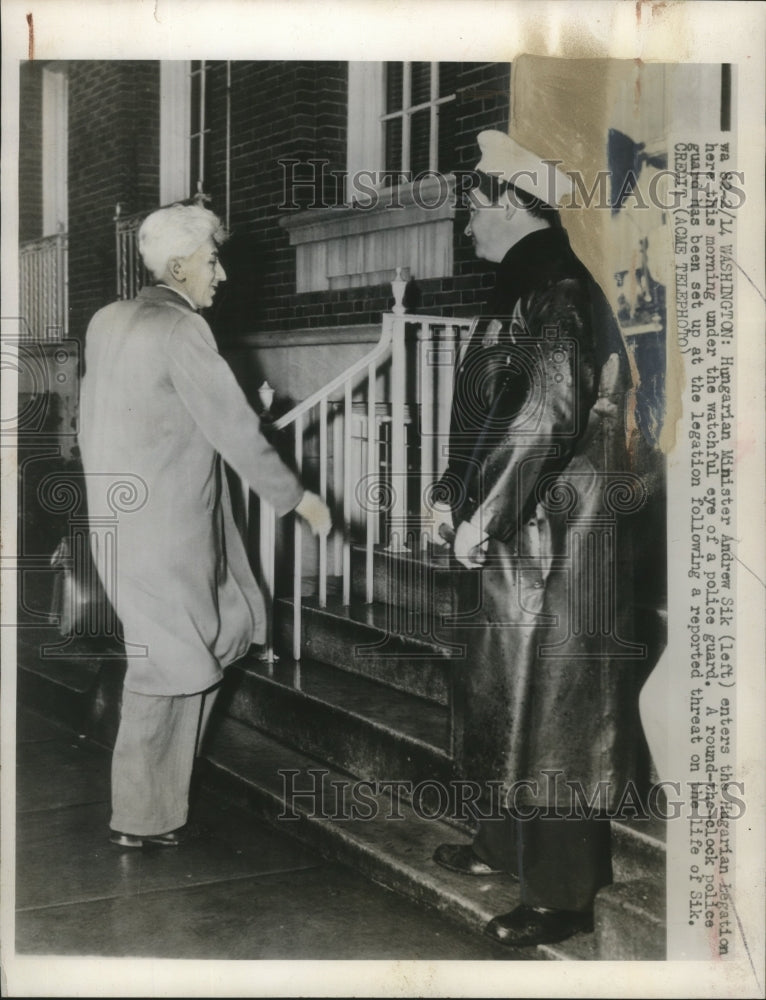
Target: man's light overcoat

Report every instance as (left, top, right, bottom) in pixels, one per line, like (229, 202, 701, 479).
(79, 285, 302, 696)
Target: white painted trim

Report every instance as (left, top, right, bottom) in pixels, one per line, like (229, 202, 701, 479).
(160, 61, 191, 205)
(346, 62, 384, 204)
(42, 67, 68, 236)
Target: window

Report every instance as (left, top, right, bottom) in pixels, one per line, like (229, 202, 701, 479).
(42, 65, 68, 235)
(159, 60, 212, 204)
(159, 61, 191, 205)
(284, 61, 459, 292)
(189, 60, 212, 196)
(159, 61, 232, 223)
(382, 62, 458, 181)
(346, 62, 458, 202)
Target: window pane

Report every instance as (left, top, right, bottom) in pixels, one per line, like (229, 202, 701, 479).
(385, 117, 403, 178)
(190, 134, 201, 195)
(438, 62, 460, 98)
(190, 68, 202, 131)
(411, 62, 431, 106)
(437, 101, 458, 174)
(385, 62, 403, 113)
(202, 131, 212, 196)
(410, 108, 430, 176)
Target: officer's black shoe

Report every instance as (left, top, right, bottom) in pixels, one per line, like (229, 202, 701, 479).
(432, 842, 503, 876)
(484, 904, 593, 947)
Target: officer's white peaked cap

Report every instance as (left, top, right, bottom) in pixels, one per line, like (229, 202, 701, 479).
(475, 130, 575, 207)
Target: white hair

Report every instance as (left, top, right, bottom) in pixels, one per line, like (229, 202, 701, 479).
(138, 204, 226, 280)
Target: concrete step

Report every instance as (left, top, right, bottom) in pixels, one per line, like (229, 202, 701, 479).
(17, 631, 666, 892)
(200, 714, 600, 960)
(350, 543, 469, 617)
(214, 654, 455, 786)
(275, 596, 458, 706)
(594, 877, 666, 960)
(17, 629, 666, 960)
(16, 625, 121, 736)
(612, 813, 666, 883)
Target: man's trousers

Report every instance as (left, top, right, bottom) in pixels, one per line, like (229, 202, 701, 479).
(472, 810, 613, 912)
(110, 684, 219, 836)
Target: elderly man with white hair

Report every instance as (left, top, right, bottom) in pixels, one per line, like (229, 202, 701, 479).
(79, 203, 330, 848)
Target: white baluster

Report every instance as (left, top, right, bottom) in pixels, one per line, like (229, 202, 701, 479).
(319, 397, 328, 609)
(293, 413, 303, 661)
(259, 501, 277, 663)
(332, 403, 343, 582)
(366, 360, 376, 604)
(419, 320, 435, 550)
(435, 324, 457, 479)
(240, 479, 250, 545)
(387, 301, 408, 552)
(343, 381, 352, 605)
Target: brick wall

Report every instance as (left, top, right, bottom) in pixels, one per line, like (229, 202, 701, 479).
(210, 61, 510, 339)
(209, 61, 349, 338)
(58, 60, 509, 341)
(18, 62, 43, 244)
(67, 61, 159, 342)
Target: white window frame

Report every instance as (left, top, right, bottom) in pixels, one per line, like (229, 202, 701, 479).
(42, 65, 68, 236)
(189, 59, 212, 197)
(346, 61, 456, 204)
(159, 60, 191, 205)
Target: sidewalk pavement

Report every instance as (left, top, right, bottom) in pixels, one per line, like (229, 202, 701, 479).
(14, 706, 518, 962)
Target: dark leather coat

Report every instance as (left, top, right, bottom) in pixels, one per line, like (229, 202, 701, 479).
(446, 228, 650, 809)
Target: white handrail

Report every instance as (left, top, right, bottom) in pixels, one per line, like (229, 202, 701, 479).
(269, 311, 472, 432)
(271, 321, 393, 432)
(251, 299, 475, 667)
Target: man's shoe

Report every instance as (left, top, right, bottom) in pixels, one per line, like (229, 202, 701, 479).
(433, 842, 503, 876)
(109, 829, 185, 848)
(484, 904, 593, 947)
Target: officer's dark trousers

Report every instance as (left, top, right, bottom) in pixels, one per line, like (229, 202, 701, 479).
(472, 810, 613, 912)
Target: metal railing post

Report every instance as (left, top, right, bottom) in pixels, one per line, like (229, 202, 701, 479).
(387, 309, 408, 552)
(365, 361, 377, 603)
(18, 233, 69, 342)
(259, 500, 277, 663)
(418, 321, 434, 550)
(319, 398, 328, 609)
(293, 414, 304, 660)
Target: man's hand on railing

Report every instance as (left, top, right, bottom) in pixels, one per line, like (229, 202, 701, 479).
(454, 518, 489, 569)
(295, 490, 332, 537)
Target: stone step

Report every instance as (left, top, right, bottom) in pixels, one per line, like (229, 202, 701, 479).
(16, 625, 121, 737)
(214, 653, 455, 787)
(17, 630, 666, 894)
(594, 877, 666, 960)
(611, 813, 666, 884)
(17, 628, 666, 960)
(350, 542, 468, 617)
(275, 596, 458, 706)
(200, 714, 602, 960)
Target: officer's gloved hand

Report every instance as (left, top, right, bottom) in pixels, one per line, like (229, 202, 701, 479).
(454, 519, 489, 569)
(295, 490, 332, 537)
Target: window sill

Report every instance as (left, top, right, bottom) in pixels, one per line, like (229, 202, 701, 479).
(279, 175, 457, 293)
